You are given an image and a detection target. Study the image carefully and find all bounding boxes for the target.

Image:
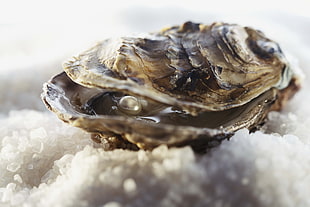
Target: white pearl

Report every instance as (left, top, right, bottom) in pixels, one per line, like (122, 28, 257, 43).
(118, 96, 142, 115)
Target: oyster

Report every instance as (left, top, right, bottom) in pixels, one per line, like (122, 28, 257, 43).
(42, 21, 300, 152)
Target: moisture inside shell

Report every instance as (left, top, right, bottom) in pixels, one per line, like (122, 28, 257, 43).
(42, 21, 300, 152)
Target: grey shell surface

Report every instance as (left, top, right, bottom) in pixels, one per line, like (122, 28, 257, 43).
(42, 21, 299, 151)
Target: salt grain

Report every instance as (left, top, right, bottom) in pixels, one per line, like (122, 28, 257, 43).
(137, 150, 147, 162)
(123, 178, 137, 193)
(30, 127, 47, 140)
(163, 158, 181, 171)
(31, 141, 44, 153)
(2, 183, 16, 202)
(11, 193, 26, 206)
(41, 170, 53, 184)
(7, 162, 21, 173)
(102, 201, 122, 207)
(255, 158, 270, 171)
(2, 136, 14, 146)
(241, 177, 249, 185)
(13, 174, 23, 184)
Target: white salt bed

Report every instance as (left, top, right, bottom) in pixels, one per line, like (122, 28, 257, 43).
(1, 1, 310, 206)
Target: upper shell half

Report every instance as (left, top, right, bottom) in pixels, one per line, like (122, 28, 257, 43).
(63, 21, 293, 113)
(42, 21, 300, 151)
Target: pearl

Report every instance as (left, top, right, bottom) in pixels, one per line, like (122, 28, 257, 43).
(118, 96, 142, 115)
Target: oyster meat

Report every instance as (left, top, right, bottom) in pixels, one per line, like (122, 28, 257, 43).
(42, 21, 300, 152)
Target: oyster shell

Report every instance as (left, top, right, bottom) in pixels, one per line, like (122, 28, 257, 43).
(42, 21, 300, 152)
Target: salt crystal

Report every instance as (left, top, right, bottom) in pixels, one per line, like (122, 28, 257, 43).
(103, 201, 122, 207)
(255, 158, 270, 171)
(112, 166, 122, 175)
(2, 136, 14, 146)
(99, 172, 107, 183)
(6, 183, 16, 191)
(241, 177, 249, 185)
(11, 193, 27, 206)
(152, 162, 165, 178)
(45, 135, 57, 147)
(137, 150, 147, 162)
(32, 153, 40, 161)
(288, 112, 297, 121)
(1, 144, 15, 155)
(163, 158, 181, 171)
(2, 183, 16, 202)
(0, 188, 5, 200)
(30, 127, 47, 140)
(7, 162, 21, 172)
(14, 174, 23, 184)
(56, 154, 74, 175)
(284, 134, 299, 144)
(31, 141, 44, 153)
(41, 170, 53, 184)
(123, 178, 137, 193)
(17, 136, 29, 152)
(151, 145, 168, 157)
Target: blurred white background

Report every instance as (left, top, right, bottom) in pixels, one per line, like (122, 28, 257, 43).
(1, 0, 310, 24)
(1, 0, 309, 73)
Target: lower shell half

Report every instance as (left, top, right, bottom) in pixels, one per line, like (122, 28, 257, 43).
(42, 71, 299, 152)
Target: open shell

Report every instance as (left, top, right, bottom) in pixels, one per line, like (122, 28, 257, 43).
(42, 21, 300, 152)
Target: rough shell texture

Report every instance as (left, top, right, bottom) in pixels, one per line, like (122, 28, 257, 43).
(42, 21, 300, 152)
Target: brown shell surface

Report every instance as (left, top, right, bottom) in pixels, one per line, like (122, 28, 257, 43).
(62, 22, 291, 114)
(42, 21, 299, 151)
